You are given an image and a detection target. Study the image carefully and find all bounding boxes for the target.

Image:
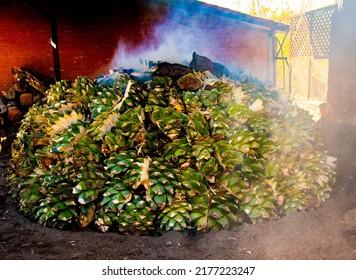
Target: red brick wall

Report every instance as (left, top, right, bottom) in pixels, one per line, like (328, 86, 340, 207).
(0, 1, 52, 90)
(55, 1, 164, 80)
(0, 0, 164, 91)
(0, 0, 271, 92)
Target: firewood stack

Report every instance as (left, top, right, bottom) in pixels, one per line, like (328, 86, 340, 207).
(0, 67, 49, 153)
(0, 67, 49, 127)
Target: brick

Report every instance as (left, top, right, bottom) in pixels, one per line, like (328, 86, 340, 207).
(29, 40, 51, 47)
(28, 30, 50, 37)
(0, 35, 17, 42)
(5, 41, 20, 48)
(5, 30, 29, 37)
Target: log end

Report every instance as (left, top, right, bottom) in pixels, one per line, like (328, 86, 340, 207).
(20, 93, 34, 108)
(7, 108, 23, 123)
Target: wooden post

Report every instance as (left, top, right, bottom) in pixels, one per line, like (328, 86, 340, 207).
(26, 0, 61, 82)
(271, 30, 276, 87)
(307, 57, 312, 100)
(49, 1, 61, 82)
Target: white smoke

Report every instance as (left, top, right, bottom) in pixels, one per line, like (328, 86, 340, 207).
(111, 27, 196, 70)
(109, 1, 217, 71)
(109, 1, 252, 80)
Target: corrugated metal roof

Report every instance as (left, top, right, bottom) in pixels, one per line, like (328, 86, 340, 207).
(153, 0, 289, 32)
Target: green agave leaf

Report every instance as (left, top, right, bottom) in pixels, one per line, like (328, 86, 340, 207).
(58, 209, 76, 221)
(210, 207, 224, 219)
(215, 216, 229, 229)
(77, 189, 99, 205)
(194, 216, 208, 230)
(190, 211, 205, 220)
(249, 207, 262, 219)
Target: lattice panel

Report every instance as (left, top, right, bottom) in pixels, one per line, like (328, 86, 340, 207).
(306, 5, 337, 59)
(290, 5, 337, 59)
(290, 15, 311, 57)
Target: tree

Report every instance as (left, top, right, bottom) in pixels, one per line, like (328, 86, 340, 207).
(233, 0, 339, 20)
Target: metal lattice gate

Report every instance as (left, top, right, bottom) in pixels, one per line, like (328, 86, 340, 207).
(290, 5, 337, 103)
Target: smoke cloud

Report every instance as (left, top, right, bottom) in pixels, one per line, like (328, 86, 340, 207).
(111, 27, 196, 70)
(109, 1, 261, 81)
(110, 1, 224, 71)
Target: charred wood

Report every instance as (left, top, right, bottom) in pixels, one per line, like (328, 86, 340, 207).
(189, 52, 230, 77)
(155, 62, 193, 80)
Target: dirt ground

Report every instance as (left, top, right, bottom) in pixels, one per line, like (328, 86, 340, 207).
(1, 121, 356, 260)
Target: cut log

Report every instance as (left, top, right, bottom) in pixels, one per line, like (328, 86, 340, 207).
(7, 102, 23, 123)
(11, 67, 49, 95)
(19, 93, 34, 108)
(7, 108, 23, 123)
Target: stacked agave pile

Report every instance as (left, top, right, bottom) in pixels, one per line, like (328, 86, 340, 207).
(7, 64, 336, 235)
